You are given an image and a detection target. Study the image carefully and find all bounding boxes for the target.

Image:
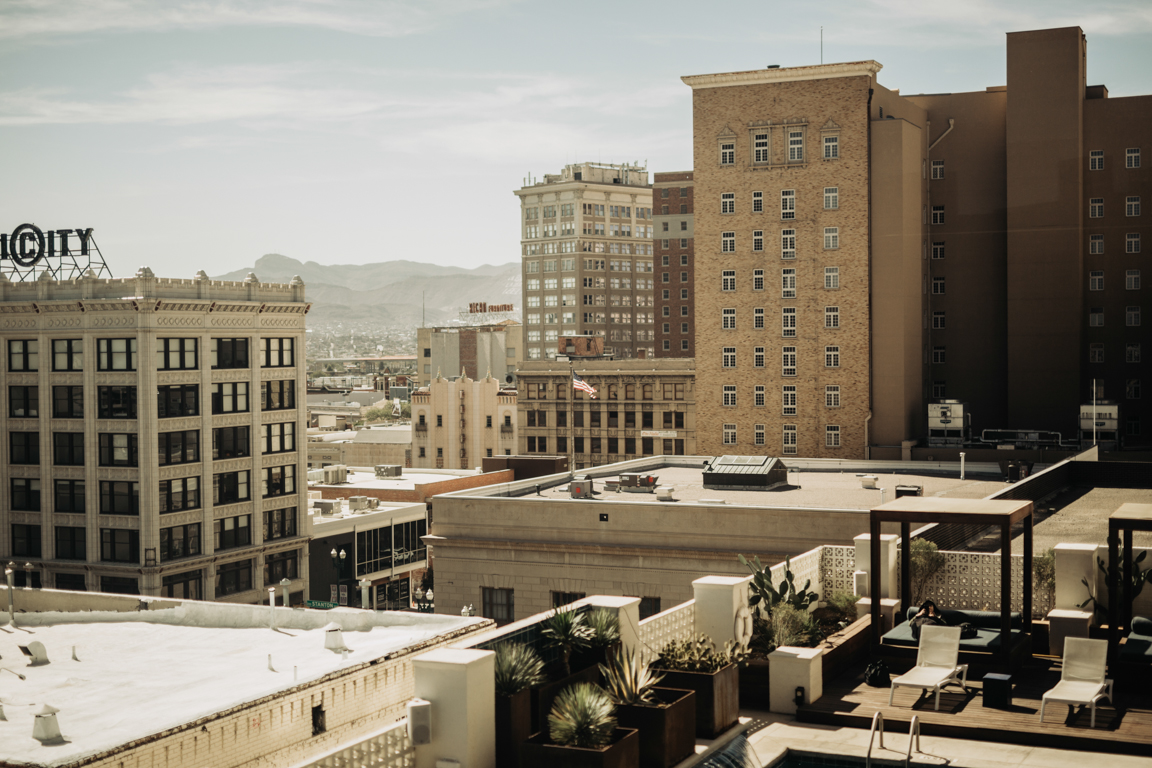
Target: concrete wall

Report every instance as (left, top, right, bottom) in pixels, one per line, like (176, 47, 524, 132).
(316, 470, 515, 504)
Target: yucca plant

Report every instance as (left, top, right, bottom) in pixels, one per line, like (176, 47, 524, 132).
(585, 607, 622, 648)
(494, 642, 546, 697)
(542, 607, 594, 677)
(548, 683, 617, 749)
(599, 646, 664, 706)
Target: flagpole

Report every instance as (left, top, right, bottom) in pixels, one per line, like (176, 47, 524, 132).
(569, 359, 575, 473)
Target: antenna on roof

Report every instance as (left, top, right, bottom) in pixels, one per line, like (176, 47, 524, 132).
(821, 26, 824, 64)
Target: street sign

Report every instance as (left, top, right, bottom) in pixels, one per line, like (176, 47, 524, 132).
(306, 600, 338, 609)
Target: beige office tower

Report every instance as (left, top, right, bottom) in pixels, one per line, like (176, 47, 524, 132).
(0, 268, 309, 601)
(514, 162, 656, 362)
(410, 371, 518, 469)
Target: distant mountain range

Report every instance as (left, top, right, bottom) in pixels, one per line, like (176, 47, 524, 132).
(214, 254, 521, 327)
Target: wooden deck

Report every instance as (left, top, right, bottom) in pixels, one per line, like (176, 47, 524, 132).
(797, 659, 1152, 756)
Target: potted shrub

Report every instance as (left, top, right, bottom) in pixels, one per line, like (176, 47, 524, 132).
(536, 607, 598, 732)
(739, 615, 775, 709)
(573, 608, 622, 670)
(495, 642, 546, 768)
(600, 646, 694, 768)
(651, 635, 742, 739)
(521, 683, 640, 768)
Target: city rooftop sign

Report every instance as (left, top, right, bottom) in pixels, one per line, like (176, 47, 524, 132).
(0, 223, 112, 281)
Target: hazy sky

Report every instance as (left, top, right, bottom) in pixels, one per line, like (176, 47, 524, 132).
(3, 0, 1151, 279)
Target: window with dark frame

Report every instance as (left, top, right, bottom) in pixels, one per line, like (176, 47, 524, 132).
(53, 386, 84, 418)
(13, 524, 42, 557)
(260, 337, 295, 368)
(159, 477, 200, 513)
(214, 471, 251, 505)
(482, 586, 514, 625)
(214, 515, 251, 551)
(9, 339, 39, 371)
(55, 526, 86, 560)
(100, 528, 139, 563)
(157, 385, 197, 418)
(160, 523, 201, 561)
(52, 339, 83, 371)
(9, 385, 38, 418)
(217, 559, 252, 596)
(12, 478, 41, 511)
(263, 422, 295, 454)
(156, 338, 199, 370)
(54, 432, 85, 465)
(262, 465, 295, 498)
(98, 386, 138, 419)
(97, 338, 136, 371)
(265, 550, 299, 585)
(101, 481, 140, 515)
(212, 338, 250, 369)
(263, 507, 297, 541)
(157, 430, 196, 465)
(212, 426, 250, 460)
(212, 382, 249, 414)
(262, 379, 296, 411)
(54, 479, 85, 513)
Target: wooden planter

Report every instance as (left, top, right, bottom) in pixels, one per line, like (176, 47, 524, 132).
(534, 664, 601, 734)
(571, 642, 621, 674)
(495, 687, 532, 768)
(521, 727, 640, 768)
(651, 663, 738, 739)
(738, 658, 771, 710)
(615, 688, 695, 768)
(820, 614, 872, 681)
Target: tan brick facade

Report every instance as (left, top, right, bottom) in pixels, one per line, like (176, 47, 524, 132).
(686, 66, 880, 458)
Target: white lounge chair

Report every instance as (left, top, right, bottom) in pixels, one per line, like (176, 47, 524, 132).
(1040, 636, 1113, 728)
(888, 625, 968, 711)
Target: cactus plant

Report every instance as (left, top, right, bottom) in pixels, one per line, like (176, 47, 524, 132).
(739, 554, 818, 617)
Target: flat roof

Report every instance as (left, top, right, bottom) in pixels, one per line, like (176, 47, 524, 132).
(539, 467, 1007, 509)
(1010, 487, 1152, 554)
(0, 603, 480, 767)
(873, 496, 1033, 524)
(312, 469, 478, 492)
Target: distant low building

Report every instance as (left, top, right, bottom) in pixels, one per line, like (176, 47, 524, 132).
(411, 371, 518, 469)
(417, 321, 523, 389)
(307, 425, 412, 468)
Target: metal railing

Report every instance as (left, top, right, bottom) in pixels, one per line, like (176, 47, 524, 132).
(865, 711, 885, 768)
(290, 719, 414, 768)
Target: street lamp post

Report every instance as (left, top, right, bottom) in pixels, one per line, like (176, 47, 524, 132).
(330, 548, 347, 604)
(413, 586, 435, 613)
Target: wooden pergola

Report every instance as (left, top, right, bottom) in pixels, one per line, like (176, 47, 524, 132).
(870, 497, 1034, 665)
(1107, 502, 1152, 657)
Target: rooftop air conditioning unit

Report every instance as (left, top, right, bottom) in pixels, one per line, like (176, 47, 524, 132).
(367, 498, 380, 509)
(323, 465, 348, 484)
(570, 480, 594, 499)
(348, 496, 368, 511)
(315, 500, 339, 515)
(375, 464, 403, 478)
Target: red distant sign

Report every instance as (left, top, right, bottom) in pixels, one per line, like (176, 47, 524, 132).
(469, 302, 514, 313)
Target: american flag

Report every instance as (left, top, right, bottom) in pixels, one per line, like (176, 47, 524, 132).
(572, 372, 598, 398)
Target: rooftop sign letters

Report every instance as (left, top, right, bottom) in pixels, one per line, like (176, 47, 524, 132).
(0, 223, 112, 281)
(469, 302, 514, 314)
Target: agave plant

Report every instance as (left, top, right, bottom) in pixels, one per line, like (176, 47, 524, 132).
(599, 646, 664, 706)
(541, 607, 594, 677)
(585, 608, 622, 648)
(548, 683, 617, 749)
(494, 642, 546, 697)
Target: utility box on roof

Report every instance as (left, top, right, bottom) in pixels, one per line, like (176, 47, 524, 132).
(619, 473, 658, 493)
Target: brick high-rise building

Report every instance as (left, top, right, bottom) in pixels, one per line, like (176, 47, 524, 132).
(686, 26, 1150, 459)
(514, 162, 656, 362)
(654, 172, 696, 357)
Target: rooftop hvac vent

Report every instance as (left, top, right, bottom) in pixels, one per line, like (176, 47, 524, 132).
(323, 623, 349, 653)
(375, 464, 403, 478)
(315, 500, 340, 515)
(570, 480, 594, 499)
(703, 455, 789, 492)
(19, 641, 50, 666)
(32, 705, 65, 745)
(348, 496, 369, 511)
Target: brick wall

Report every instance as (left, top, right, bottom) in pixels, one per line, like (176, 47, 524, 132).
(318, 470, 514, 504)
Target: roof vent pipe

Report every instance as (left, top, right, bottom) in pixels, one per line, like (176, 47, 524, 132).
(5, 564, 14, 625)
(323, 622, 349, 653)
(19, 641, 50, 666)
(32, 705, 65, 745)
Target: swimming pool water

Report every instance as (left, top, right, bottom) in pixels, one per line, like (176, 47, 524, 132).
(768, 752, 896, 768)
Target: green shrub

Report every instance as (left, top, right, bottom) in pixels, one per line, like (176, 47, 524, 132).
(910, 539, 945, 605)
(825, 591, 861, 621)
(656, 634, 745, 673)
(548, 683, 617, 749)
(542, 607, 594, 677)
(494, 642, 546, 697)
(770, 604, 807, 648)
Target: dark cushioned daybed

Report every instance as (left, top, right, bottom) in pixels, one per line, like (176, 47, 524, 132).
(1119, 616, 1152, 663)
(883, 607, 1029, 655)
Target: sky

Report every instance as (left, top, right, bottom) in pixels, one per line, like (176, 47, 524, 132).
(2, 0, 1151, 279)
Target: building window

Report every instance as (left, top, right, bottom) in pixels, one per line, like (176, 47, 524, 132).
(55, 526, 86, 560)
(723, 385, 737, 406)
(932, 277, 946, 295)
(52, 339, 83, 371)
(782, 385, 797, 416)
(156, 338, 198, 370)
(482, 587, 515, 625)
(753, 133, 769, 163)
(260, 337, 295, 367)
(722, 347, 736, 368)
(1090, 343, 1105, 363)
(787, 129, 804, 162)
(1127, 306, 1142, 326)
(1127, 270, 1141, 290)
(782, 346, 797, 377)
(783, 425, 797, 455)
(1090, 270, 1105, 291)
(782, 307, 796, 338)
(1090, 234, 1104, 255)
(932, 381, 947, 398)
(1127, 148, 1141, 169)
(721, 193, 735, 214)
(1127, 196, 1142, 217)
(754, 308, 765, 329)
(825, 346, 840, 368)
(933, 311, 946, 329)
(931, 159, 944, 179)
(826, 385, 841, 408)
(263, 465, 295, 498)
(54, 432, 85, 466)
(212, 382, 249, 414)
(215, 470, 252, 505)
(755, 384, 765, 406)
(722, 308, 736, 329)
(214, 515, 251, 552)
(1127, 379, 1142, 400)
(13, 524, 42, 558)
(825, 267, 839, 289)
(720, 142, 735, 165)
(264, 507, 297, 541)
(781, 229, 796, 260)
(1090, 307, 1104, 327)
(823, 135, 839, 159)
(9, 385, 38, 418)
(99, 386, 138, 419)
(1127, 343, 1142, 364)
(781, 190, 796, 220)
(217, 559, 253, 597)
(722, 231, 735, 252)
(12, 478, 41, 511)
(721, 270, 736, 291)
(212, 338, 249, 369)
(1090, 150, 1104, 170)
(723, 423, 737, 445)
(262, 422, 296, 454)
(265, 550, 299, 586)
(157, 384, 198, 418)
(753, 424, 765, 446)
(754, 346, 765, 368)
(782, 269, 796, 299)
(824, 187, 838, 210)
(753, 230, 764, 252)
(932, 346, 947, 364)
(97, 338, 136, 371)
(159, 477, 199, 513)
(157, 430, 196, 466)
(1090, 198, 1104, 218)
(11, 431, 40, 465)
(1128, 233, 1142, 253)
(160, 523, 202, 562)
(753, 268, 764, 291)
(101, 528, 139, 563)
(825, 306, 840, 328)
(753, 191, 763, 212)
(931, 206, 944, 225)
(932, 242, 945, 259)
(54, 479, 84, 513)
(101, 481, 139, 515)
(53, 385, 84, 418)
(826, 425, 841, 448)
(9, 339, 39, 372)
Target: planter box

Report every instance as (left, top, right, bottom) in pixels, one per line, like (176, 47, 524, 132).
(496, 687, 532, 768)
(738, 657, 771, 710)
(615, 687, 695, 768)
(534, 664, 601, 734)
(571, 642, 620, 674)
(820, 614, 872, 681)
(651, 663, 738, 739)
(521, 727, 640, 768)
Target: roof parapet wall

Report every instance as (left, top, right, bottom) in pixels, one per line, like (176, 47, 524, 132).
(0, 266, 306, 305)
